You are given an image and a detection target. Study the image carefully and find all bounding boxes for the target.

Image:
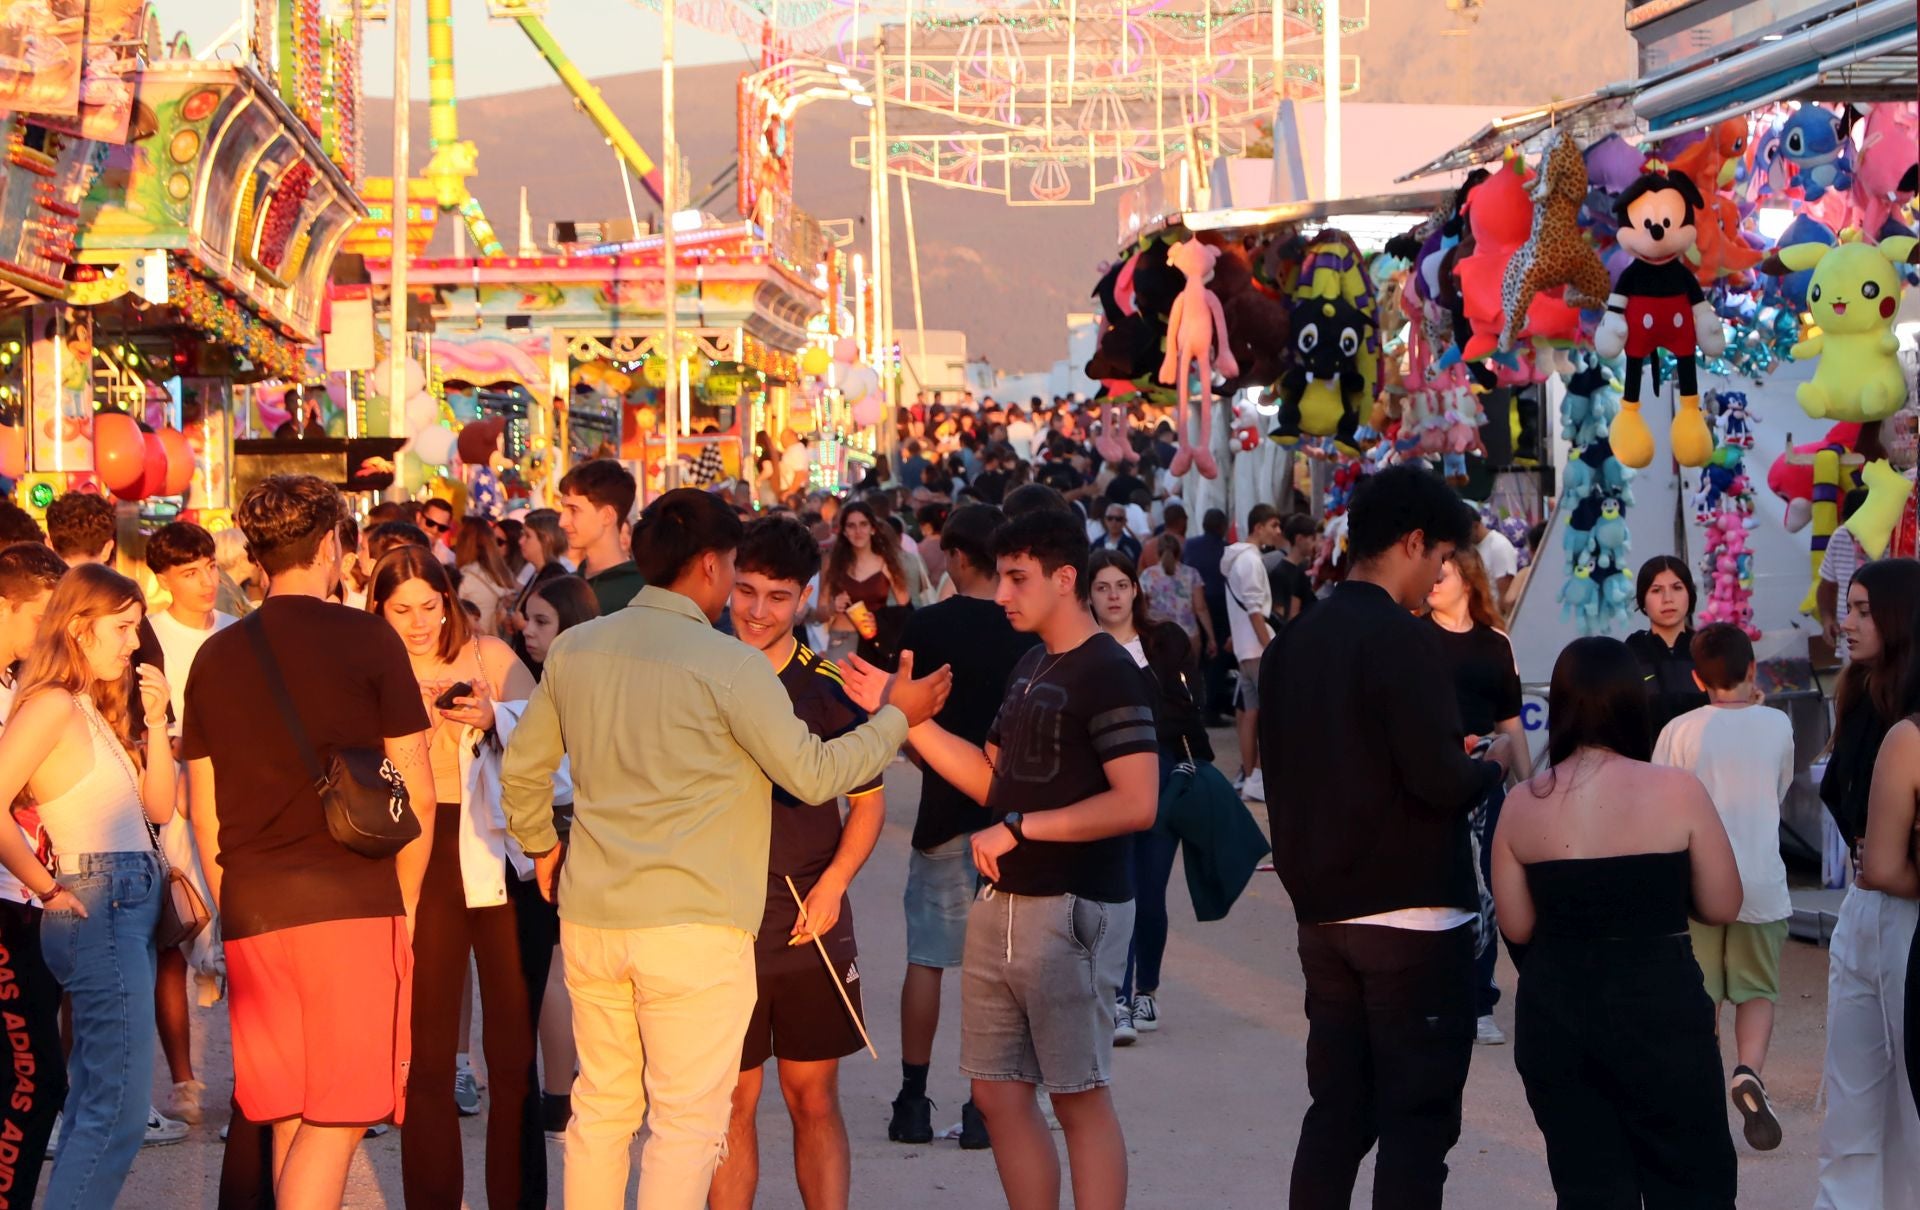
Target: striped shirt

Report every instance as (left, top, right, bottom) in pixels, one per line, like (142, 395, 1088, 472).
(1820, 524, 1863, 661)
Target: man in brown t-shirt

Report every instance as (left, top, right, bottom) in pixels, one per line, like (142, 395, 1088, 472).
(183, 476, 434, 1208)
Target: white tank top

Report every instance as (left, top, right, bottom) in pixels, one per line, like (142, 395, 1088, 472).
(38, 694, 149, 858)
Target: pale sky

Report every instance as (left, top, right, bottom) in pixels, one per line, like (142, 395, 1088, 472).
(155, 1, 756, 97)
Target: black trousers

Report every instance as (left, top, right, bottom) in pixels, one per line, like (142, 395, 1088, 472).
(0, 900, 64, 1209)
(1290, 922, 1474, 1210)
(403, 807, 546, 1210)
(1514, 934, 1735, 1209)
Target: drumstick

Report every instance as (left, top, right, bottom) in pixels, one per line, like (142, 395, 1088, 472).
(785, 874, 878, 1060)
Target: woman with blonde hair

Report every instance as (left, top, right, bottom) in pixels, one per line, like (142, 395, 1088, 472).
(0, 563, 174, 1208)
(1427, 543, 1532, 1046)
(367, 546, 545, 1208)
(211, 525, 256, 616)
(454, 516, 516, 637)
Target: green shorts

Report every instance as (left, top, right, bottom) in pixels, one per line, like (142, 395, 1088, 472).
(1689, 918, 1788, 1005)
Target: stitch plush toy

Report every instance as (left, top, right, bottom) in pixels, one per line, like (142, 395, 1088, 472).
(1780, 231, 1919, 423)
(1157, 239, 1238, 478)
(1780, 104, 1855, 201)
(1593, 170, 1725, 469)
(1501, 128, 1615, 350)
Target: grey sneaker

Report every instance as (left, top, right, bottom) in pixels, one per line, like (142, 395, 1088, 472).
(1132, 992, 1160, 1033)
(1112, 996, 1138, 1046)
(144, 1106, 188, 1146)
(454, 1067, 482, 1117)
(1475, 1014, 1507, 1046)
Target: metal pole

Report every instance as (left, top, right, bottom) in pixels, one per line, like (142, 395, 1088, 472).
(874, 33, 897, 472)
(662, 0, 679, 487)
(1322, 0, 1340, 201)
(388, 0, 411, 442)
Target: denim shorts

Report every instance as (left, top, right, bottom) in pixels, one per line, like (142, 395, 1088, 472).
(903, 836, 979, 970)
(960, 888, 1134, 1094)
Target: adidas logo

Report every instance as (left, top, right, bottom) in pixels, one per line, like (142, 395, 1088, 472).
(845, 961, 860, 985)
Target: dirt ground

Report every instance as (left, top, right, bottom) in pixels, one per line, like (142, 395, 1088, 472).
(117, 745, 1833, 1207)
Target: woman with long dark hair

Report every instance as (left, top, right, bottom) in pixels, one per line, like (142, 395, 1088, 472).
(1624, 555, 1709, 738)
(0, 565, 174, 1208)
(1427, 545, 1532, 1046)
(1814, 557, 1920, 1205)
(1087, 549, 1211, 1043)
(813, 500, 910, 667)
(368, 547, 546, 1209)
(1492, 636, 1740, 1206)
(512, 572, 598, 1133)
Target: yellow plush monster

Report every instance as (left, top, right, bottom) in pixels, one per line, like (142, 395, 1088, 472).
(1781, 232, 1919, 422)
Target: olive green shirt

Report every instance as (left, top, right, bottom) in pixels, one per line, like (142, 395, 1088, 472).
(501, 585, 907, 934)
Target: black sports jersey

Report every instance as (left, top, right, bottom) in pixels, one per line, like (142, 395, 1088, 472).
(770, 641, 884, 881)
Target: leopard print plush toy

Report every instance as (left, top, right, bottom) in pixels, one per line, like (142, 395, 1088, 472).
(1500, 128, 1613, 350)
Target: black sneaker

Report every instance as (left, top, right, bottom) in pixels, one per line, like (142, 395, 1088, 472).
(541, 1092, 572, 1139)
(1730, 1065, 1782, 1151)
(958, 1099, 991, 1151)
(887, 1092, 934, 1144)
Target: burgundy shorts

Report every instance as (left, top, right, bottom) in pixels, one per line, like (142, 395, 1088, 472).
(226, 916, 413, 1126)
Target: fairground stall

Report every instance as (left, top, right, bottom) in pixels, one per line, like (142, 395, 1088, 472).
(361, 202, 855, 509)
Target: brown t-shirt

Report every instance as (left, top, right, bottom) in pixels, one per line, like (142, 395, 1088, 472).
(180, 594, 430, 939)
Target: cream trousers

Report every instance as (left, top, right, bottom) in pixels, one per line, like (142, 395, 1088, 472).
(560, 920, 757, 1210)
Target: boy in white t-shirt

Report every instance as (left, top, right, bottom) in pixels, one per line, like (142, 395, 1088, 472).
(144, 522, 236, 1127)
(1652, 623, 1795, 1153)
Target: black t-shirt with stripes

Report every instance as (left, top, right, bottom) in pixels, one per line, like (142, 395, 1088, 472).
(985, 631, 1158, 902)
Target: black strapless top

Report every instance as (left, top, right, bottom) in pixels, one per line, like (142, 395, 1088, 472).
(1524, 850, 1691, 940)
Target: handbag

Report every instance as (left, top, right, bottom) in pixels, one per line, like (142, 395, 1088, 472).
(242, 615, 421, 859)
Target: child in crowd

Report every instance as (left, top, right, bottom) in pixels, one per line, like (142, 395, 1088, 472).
(1652, 622, 1794, 1151)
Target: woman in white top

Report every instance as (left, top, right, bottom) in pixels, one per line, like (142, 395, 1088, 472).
(0, 564, 174, 1209)
(454, 514, 517, 637)
(367, 546, 544, 1206)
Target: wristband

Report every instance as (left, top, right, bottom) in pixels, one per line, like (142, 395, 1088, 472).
(38, 882, 67, 901)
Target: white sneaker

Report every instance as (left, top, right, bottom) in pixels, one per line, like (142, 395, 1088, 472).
(1112, 997, 1138, 1046)
(144, 1106, 188, 1146)
(168, 1078, 206, 1125)
(1132, 992, 1160, 1032)
(1240, 768, 1266, 802)
(1475, 1014, 1506, 1046)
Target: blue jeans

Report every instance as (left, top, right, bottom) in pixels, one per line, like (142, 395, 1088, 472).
(39, 851, 161, 1210)
(1122, 751, 1180, 1000)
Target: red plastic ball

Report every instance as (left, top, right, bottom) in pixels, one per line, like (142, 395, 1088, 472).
(93, 412, 145, 494)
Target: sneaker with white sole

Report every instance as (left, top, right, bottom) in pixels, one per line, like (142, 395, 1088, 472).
(1475, 1015, 1506, 1045)
(1113, 996, 1138, 1046)
(454, 1067, 483, 1117)
(1132, 992, 1160, 1033)
(144, 1107, 188, 1146)
(1730, 1065, 1782, 1151)
(168, 1078, 206, 1125)
(1240, 768, 1266, 802)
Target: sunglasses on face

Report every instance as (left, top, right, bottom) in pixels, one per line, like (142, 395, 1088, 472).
(421, 518, 449, 533)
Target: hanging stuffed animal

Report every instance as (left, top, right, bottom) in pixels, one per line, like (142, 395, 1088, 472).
(1501, 129, 1615, 350)
(1780, 104, 1855, 201)
(1781, 232, 1918, 422)
(1157, 239, 1237, 478)
(1852, 103, 1920, 240)
(1593, 170, 1724, 469)
(1667, 116, 1765, 286)
(1272, 296, 1371, 455)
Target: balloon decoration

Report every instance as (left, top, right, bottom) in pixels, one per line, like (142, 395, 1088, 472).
(800, 346, 832, 378)
(158, 428, 194, 496)
(411, 423, 456, 466)
(134, 431, 168, 501)
(832, 337, 859, 366)
(93, 411, 145, 495)
(0, 422, 25, 481)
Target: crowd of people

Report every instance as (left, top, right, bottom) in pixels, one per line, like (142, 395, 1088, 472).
(0, 386, 1907, 1209)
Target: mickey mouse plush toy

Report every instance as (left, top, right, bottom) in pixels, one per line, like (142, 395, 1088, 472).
(1593, 169, 1726, 469)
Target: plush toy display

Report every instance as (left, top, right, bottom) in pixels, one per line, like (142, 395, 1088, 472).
(1457, 154, 1534, 361)
(1780, 104, 1855, 201)
(1593, 170, 1725, 469)
(1273, 297, 1371, 454)
(1779, 232, 1919, 422)
(1157, 239, 1238, 479)
(1501, 130, 1614, 351)
(1850, 103, 1920, 239)
(1668, 117, 1765, 286)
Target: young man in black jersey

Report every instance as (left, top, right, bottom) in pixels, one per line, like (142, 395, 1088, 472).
(709, 516, 885, 1210)
(870, 508, 1159, 1210)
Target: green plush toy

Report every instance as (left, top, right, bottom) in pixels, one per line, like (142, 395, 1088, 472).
(1781, 232, 1919, 423)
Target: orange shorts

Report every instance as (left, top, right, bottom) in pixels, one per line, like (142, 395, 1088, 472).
(226, 915, 413, 1126)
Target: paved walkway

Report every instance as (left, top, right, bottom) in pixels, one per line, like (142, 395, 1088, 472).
(120, 749, 1831, 1207)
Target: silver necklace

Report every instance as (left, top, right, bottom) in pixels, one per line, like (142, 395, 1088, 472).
(1021, 649, 1071, 698)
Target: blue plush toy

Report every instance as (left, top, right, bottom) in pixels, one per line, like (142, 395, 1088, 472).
(1593, 497, 1630, 571)
(1560, 555, 1599, 627)
(1781, 104, 1855, 201)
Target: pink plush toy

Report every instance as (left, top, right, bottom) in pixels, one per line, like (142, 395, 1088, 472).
(1095, 401, 1131, 464)
(1852, 103, 1920, 237)
(1158, 240, 1238, 478)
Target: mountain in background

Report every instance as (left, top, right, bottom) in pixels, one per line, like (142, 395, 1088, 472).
(360, 0, 1634, 374)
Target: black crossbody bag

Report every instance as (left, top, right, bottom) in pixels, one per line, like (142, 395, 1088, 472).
(242, 615, 419, 859)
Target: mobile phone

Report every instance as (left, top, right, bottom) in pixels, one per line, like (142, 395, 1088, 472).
(433, 681, 474, 711)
